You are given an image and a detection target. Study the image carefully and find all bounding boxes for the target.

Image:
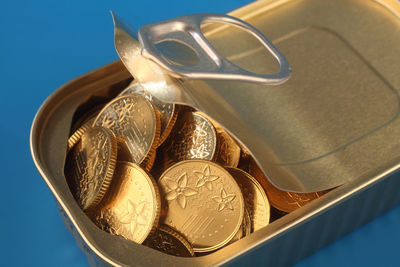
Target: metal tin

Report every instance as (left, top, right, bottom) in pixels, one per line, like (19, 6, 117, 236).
(30, 0, 400, 266)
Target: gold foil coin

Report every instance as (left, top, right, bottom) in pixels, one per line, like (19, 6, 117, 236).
(237, 147, 252, 172)
(120, 82, 177, 145)
(197, 112, 241, 168)
(227, 167, 270, 231)
(229, 208, 251, 243)
(94, 162, 161, 244)
(249, 160, 327, 213)
(214, 128, 241, 168)
(115, 135, 134, 163)
(158, 160, 244, 252)
(67, 123, 91, 151)
(94, 95, 161, 171)
(164, 112, 217, 164)
(144, 225, 195, 257)
(66, 126, 117, 210)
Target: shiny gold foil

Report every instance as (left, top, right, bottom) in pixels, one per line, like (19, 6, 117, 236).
(158, 160, 244, 252)
(65, 126, 117, 210)
(94, 95, 161, 171)
(94, 161, 161, 244)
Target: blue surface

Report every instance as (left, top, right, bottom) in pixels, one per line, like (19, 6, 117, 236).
(1, 0, 399, 266)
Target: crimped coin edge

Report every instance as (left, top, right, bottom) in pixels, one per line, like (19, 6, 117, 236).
(85, 127, 118, 211)
(226, 167, 271, 227)
(117, 161, 162, 244)
(157, 225, 195, 257)
(158, 159, 245, 253)
(67, 123, 91, 151)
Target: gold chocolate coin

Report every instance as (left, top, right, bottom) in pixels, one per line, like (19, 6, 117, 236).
(227, 167, 270, 231)
(237, 147, 252, 172)
(120, 82, 177, 145)
(94, 162, 161, 244)
(164, 112, 217, 163)
(115, 135, 134, 163)
(144, 225, 195, 257)
(94, 95, 161, 171)
(249, 160, 327, 213)
(67, 123, 91, 151)
(215, 128, 241, 168)
(66, 126, 117, 210)
(158, 160, 244, 252)
(230, 208, 251, 243)
(198, 112, 241, 168)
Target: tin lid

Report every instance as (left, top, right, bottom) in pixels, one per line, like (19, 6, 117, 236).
(111, 6, 400, 193)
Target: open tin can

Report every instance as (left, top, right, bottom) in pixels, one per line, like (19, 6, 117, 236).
(31, 0, 400, 266)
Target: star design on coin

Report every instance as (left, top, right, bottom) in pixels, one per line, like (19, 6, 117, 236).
(286, 192, 316, 208)
(189, 143, 210, 159)
(165, 173, 198, 209)
(115, 100, 135, 123)
(194, 121, 208, 137)
(212, 188, 236, 211)
(119, 200, 148, 235)
(195, 165, 219, 190)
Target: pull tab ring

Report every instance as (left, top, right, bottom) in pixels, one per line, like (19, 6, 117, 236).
(138, 13, 291, 85)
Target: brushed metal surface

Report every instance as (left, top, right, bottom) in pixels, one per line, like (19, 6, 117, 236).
(180, 0, 400, 192)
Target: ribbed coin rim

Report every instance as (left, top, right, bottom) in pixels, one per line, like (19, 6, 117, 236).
(67, 123, 91, 151)
(93, 94, 159, 168)
(86, 127, 118, 210)
(226, 167, 271, 228)
(157, 225, 195, 257)
(158, 159, 244, 252)
(118, 161, 162, 244)
(119, 82, 176, 147)
(158, 106, 178, 146)
(140, 102, 161, 171)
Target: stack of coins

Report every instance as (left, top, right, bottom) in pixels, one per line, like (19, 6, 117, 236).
(65, 81, 328, 257)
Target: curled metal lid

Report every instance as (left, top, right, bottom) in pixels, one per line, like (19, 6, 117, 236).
(111, 12, 349, 193)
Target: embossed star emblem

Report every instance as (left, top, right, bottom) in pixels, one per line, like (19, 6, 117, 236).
(165, 173, 198, 209)
(119, 200, 147, 234)
(194, 121, 208, 137)
(194, 165, 219, 190)
(212, 188, 236, 211)
(189, 143, 210, 159)
(286, 192, 317, 208)
(116, 101, 135, 122)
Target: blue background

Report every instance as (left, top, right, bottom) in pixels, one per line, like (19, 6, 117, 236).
(1, 0, 399, 266)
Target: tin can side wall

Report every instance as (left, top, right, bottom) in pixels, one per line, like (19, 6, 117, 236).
(226, 171, 400, 267)
(56, 202, 112, 267)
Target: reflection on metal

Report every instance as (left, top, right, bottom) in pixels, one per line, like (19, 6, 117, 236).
(138, 13, 291, 85)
